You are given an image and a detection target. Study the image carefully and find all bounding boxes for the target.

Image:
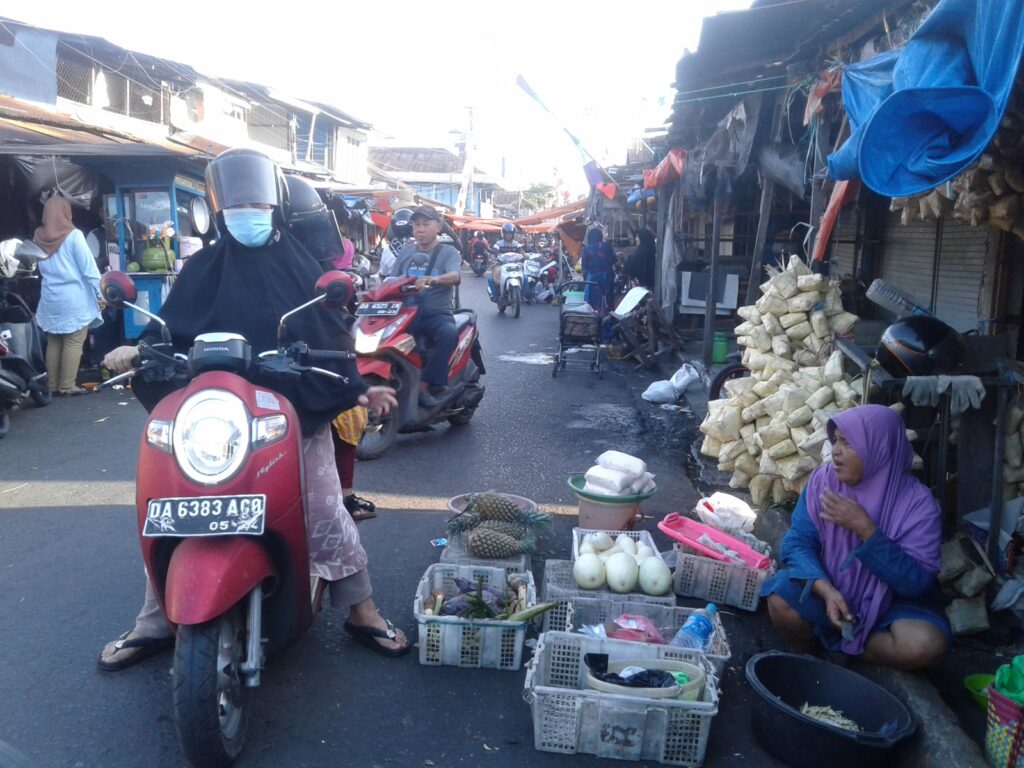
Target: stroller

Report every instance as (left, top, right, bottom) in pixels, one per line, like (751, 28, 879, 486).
(553, 280, 603, 379)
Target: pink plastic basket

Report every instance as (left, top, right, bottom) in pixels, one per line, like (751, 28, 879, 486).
(658, 513, 772, 571)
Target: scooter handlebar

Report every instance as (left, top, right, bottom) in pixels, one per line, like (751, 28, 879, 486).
(307, 349, 356, 363)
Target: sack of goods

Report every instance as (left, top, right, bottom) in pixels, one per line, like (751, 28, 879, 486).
(583, 451, 656, 497)
(698, 255, 878, 507)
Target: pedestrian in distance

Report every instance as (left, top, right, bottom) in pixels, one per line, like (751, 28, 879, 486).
(389, 205, 462, 409)
(763, 404, 950, 670)
(32, 193, 104, 396)
(98, 148, 410, 670)
(580, 226, 617, 314)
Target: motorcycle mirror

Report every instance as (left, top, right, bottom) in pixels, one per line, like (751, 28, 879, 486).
(14, 239, 49, 267)
(315, 270, 354, 309)
(100, 272, 138, 306)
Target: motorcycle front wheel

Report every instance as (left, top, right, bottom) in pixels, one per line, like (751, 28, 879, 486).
(512, 286, 521, 319)
(173, 606, 248, 768)
(356, 376, 398, 460)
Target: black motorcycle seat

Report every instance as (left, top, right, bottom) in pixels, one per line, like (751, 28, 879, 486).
(452, 310, 475, 333)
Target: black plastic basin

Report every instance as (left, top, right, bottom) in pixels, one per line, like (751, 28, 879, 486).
(745, 652, 916, 768)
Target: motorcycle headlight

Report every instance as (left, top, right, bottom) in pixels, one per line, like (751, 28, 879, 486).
(172, 390, 249, 485)
(355, 328, 382, 354)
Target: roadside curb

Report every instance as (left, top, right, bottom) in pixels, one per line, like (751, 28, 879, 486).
(857, 664, 988, 767)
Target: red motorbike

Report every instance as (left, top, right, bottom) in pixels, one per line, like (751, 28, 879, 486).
(353, 277, 485, 459)
(99, 270, 358, 768)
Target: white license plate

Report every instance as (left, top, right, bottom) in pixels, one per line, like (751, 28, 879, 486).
(356, 302, 403, 316)
(143, 494, 267, 537)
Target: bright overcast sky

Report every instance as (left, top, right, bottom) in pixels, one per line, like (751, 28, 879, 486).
(7, 0, 751, 194)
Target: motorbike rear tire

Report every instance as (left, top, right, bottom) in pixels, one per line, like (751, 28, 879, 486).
(356, 377, 398, 460)
(708, 362, 750, 401)
(512, 286, 521, 319)
(30, 383, 51, 408)
(447, 407, 476, 426)
(173, 606, 248, 768)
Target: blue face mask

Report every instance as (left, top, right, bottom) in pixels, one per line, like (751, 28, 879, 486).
(223, 207, 274, 248)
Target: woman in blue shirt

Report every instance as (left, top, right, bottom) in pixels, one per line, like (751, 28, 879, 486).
(32, 195, 102, 395)
(762, 405, 949, 670)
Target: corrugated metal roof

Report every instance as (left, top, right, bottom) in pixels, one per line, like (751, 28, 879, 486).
(0, 95, 202, 157)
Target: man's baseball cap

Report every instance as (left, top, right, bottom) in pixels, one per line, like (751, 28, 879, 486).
(410, 205, 441, 223)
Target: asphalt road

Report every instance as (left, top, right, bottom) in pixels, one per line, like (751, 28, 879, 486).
(0, 273, 786, 768)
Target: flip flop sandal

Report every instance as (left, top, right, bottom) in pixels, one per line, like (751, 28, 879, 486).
(343, 619, 412, 658)
(97, 631, 174, 672)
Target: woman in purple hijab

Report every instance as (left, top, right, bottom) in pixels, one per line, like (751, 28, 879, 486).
(762, 404, 950, 669)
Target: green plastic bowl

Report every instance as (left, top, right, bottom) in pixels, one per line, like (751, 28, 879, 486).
(567, 473, 657, 503)
(964, 674, 996, 711)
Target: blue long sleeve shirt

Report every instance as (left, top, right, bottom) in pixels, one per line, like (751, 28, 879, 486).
(34, 229, 102, 334)
(780, 489, 934, 598)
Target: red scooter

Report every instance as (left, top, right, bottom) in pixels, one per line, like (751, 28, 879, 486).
(353, 277, 485, 459)
(99, 270, 358, 768)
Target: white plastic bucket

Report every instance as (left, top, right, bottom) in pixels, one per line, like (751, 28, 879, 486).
(576, 494, 640, 530)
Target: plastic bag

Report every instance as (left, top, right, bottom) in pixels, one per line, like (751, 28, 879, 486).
(642, 379, 678, 403)
(597, 450, 646, 478)
(607, 614, 667, 644)
(670, 363, 700, 395)
(694, 492, 756, 533)
(584, 465, 634, 494)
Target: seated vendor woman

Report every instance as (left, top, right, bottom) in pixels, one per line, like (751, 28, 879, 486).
(762, 404, 950, 670)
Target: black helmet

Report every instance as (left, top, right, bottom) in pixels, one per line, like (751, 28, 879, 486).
(283, 175, 327, 228)
(876, 315, 968, 377)
(205, 147, 284, 213)
(390, 208, 414, 239)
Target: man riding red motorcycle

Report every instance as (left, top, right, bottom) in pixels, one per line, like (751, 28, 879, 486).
(97, 148, 408, 768)
(353, 206, 485, 459)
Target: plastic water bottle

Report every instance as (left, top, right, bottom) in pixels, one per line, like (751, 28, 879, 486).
(670, 604, 718, 650)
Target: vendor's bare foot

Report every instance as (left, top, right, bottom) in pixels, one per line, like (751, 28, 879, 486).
(345, 600, 410, 657)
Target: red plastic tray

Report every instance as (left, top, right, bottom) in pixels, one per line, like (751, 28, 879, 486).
(658, 513, 772, 570)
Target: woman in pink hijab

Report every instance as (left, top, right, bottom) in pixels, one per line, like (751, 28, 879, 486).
(762, 404, 949, 669)
(32, 195, 103, 395)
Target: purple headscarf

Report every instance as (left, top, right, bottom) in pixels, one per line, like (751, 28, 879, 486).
(805, 404, 941, 653)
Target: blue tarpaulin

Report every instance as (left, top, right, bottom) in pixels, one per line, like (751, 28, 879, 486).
(828, 0, 1024, 197)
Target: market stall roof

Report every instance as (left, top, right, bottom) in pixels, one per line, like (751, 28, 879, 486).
(0, 95, 202, 158)
(668, 0, 916, 146)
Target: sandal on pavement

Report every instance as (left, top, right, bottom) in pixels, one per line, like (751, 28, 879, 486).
(344, 494, 377, 523)
(343, 618, 411, 658)
(97, 631, 174, 672)
(60, 387, 89, 397)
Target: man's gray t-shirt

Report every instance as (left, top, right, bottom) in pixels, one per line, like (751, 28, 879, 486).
(390, 242, 461, 315)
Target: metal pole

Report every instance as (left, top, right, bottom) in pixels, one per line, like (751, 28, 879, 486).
(988, 384, 1008, 565)
(703, 173, 726, 368)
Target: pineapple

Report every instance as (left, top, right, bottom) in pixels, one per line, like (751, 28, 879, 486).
(471, 493, 551, 528)
(473, 493, 523, 523)
(468, 527, 535, 559)
(445, 511, 482, 537)
(476, 519, 530, 541)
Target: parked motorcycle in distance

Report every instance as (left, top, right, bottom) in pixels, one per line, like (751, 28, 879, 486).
(470, 251, 488, 277)
(97, 269, 361, 768)
(492, 253, 524, 318)
(523, 253, 559, 304)
(0, 239, 52, 437)
(354, 276, 485, 459)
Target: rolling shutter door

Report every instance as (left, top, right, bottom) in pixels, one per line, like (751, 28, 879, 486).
(829, 210, 858, 281)
(881, 212, 936, 311)
(933, 220, 990, 334)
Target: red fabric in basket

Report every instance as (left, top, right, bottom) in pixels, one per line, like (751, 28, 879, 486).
(658, 513, 772, 570)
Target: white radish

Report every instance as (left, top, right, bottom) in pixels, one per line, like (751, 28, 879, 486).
(605, 552, 640, 593)
(638, 557, 673, 596)
(573, 553, 605, 589)
(615, 534, 637, 556)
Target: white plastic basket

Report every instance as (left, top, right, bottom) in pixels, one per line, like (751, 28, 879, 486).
(541, 559, 676, 634)
(524, 631, 719, 766)
(672, 544, 773, 612)
(571, 527, 665, 562)
(439, 534, 531, 576)
(413, 563, 536, 670)
(563, 597, 732, 676)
